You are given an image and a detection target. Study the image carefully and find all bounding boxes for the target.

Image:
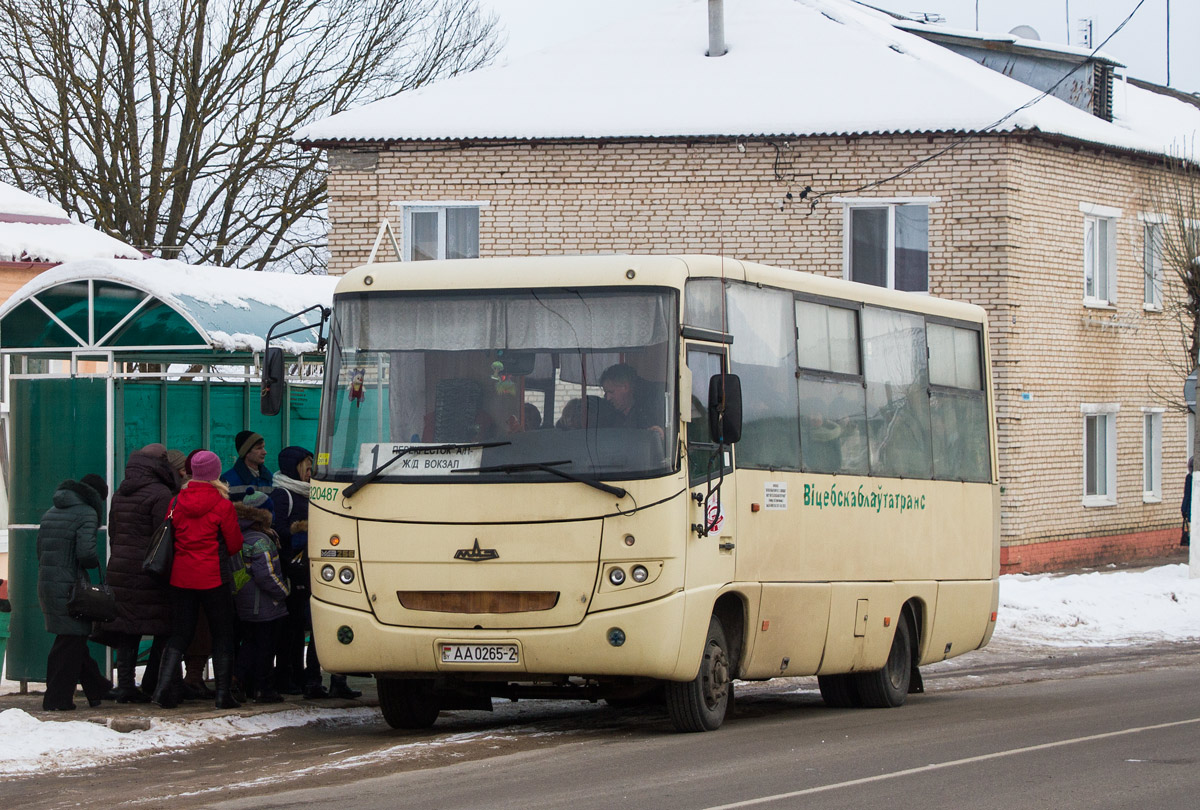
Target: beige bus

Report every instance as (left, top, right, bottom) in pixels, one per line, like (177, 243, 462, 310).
(288, 255, 999, 733)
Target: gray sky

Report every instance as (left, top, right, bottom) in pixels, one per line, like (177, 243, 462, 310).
(865, 0, 1198, 91)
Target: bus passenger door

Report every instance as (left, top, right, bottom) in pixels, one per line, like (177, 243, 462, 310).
(685, 345, 736, 589)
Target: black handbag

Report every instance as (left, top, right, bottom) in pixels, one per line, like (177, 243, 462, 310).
(67, 572, 117, 623)
(143, 498, 178, 581)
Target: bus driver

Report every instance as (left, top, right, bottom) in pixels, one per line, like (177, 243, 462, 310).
(600, 363, 665, 441)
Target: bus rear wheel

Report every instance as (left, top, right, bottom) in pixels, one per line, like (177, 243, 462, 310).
(666, 616, 732, 732)
(377, 677, 441, 729)
(854, 616, 913, 708)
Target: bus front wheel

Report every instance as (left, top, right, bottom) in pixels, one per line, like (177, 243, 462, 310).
(854, 616, 913, 708)
(666, 616, 732, 732)
(377, 677, 441, 729)
(817, 673, 862, 708)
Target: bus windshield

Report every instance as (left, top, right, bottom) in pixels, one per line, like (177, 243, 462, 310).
(316, 287, 679, 484)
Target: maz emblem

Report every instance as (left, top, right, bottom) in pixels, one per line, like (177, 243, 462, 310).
(454, 539, 499, 562)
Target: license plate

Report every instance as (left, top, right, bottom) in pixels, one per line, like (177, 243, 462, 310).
(440, 643, 519, 664)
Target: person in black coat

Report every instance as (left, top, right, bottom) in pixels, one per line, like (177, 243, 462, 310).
(106, 443, 178, 702)
(271, 446, 360, 700)
(36, 474, 112, 711)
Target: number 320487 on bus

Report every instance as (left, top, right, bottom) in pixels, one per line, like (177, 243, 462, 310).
(441, 644, 519, 664)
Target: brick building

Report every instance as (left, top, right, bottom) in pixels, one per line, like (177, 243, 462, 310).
(294, 0, 1200, 572)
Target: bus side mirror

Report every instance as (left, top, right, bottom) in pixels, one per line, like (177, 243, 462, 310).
(261, 347, 285, 416)
(708, 373, 742, 445)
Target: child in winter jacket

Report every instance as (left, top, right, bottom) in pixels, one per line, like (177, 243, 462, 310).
(233, 492, 289, 703)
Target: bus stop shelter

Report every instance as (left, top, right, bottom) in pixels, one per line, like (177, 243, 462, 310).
(0, 257, 336, 683)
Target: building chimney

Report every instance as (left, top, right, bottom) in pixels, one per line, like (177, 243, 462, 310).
(708, 0, 726, 56)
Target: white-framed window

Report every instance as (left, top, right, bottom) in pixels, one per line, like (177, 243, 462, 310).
(838, 197, 937, 292)
(1141, 216, 1164, 310)
(1142, 408, 1163, 503)
(1080, 202, 1120, 307)
(1081, 402, 1119, 507)
(397, 201, 484, 261)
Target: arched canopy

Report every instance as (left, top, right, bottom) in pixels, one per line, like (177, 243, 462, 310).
(0, 258, 337, 361)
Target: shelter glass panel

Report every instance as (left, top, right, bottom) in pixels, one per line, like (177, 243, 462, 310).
(0, 299, 80, 348)
(36, 282, 90, 344)
(93, 282, 148, 343)
(108, 300, 201, 347)
(287, 385, 322, 453)
(120, 382, 163, 456)
(166, 383, 205, 454)
(210, 385, 248, 471)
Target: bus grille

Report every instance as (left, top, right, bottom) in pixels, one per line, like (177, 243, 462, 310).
(397, 591, 560, 614)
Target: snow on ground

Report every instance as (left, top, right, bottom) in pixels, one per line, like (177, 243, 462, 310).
(1, 563, 1197, 775)
(996, 563, 1200, 648)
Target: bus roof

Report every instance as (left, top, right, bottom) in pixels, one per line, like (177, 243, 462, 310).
(336, 255, 987, 324)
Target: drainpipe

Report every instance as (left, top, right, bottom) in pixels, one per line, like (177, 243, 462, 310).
(708, 0, 726, 56)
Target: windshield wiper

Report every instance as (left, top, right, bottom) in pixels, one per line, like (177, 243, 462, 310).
(342, 441, 511, 498)
(453, 460, 627, 498)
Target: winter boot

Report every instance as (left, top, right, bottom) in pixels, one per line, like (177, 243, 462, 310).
(303, 681, 330, 699)
(329, 675, 362, 700)
(152, 648, 184, 709)
(213, 651, 242, 710)
(114, 643, 151, 704)
(183, 655, 215, 699)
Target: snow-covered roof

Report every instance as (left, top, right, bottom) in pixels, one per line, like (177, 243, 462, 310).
(0, 182, 144, 264)
(294, 0, 1200, 159)
(0, 258, 337, 355)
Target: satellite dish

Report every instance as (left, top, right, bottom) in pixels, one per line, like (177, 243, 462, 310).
(1010, 25, 1041, 41)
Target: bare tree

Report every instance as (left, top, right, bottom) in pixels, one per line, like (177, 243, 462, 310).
(1144, 153, 1200, 404)
(0, 0, 499, 272)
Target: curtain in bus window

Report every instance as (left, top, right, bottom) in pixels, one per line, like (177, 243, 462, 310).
(796, 300, 859, 375)
(850, 208, 888, 287)
(338, 293, 670, 352)
(894, 205, 929, 292)
(389, 352, 426, 443)
(862, 307, 932, 479)
(927, 323, 981, 389)
(726, 285, 800, 470)
(559, 352, 619, 385)
(684, 278, 725, 331)
(446, 208, 479, 259)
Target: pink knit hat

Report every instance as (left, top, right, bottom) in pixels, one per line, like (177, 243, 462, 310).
(189, 450, 223, 482)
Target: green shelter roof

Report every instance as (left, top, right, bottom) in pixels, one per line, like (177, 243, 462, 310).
(0, 258, 336, 355)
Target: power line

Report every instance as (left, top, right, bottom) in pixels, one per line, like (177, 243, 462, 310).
(805, 0, 1148, 212)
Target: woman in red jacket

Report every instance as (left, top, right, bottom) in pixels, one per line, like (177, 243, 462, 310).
(151, 450, 245, 709)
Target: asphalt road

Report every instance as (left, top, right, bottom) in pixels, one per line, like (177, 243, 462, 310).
(5, 641, 1199, 809)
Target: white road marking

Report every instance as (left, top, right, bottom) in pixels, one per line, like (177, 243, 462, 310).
(703, 716, 1200, 810)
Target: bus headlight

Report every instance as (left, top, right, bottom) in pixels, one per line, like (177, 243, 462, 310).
(321, 565, 336, 582)
(608, 567, 626, 586)
(631, 565, 649, 583)
(338, 567, 356, 585)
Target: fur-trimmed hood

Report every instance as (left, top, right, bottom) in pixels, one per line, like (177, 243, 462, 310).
(235, 502, 273, 532)
(53, 479, 105, 518)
